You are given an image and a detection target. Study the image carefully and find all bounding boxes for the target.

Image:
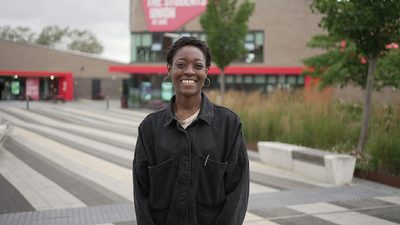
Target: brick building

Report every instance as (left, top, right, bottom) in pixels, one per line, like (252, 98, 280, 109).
(109, 0, 399, 106)
(0, 40, 128, 101)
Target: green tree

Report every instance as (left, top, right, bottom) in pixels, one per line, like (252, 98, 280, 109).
(376, 47, 400, 88)
(304, 0, 400, 152)
(0, 25, 36, 43)
(0, 25, 103, 55)
(67, 29, 103, 54)
(304, 35, 367, 88)
(35, 25, 69, 46)
(200, 0, 255, 101)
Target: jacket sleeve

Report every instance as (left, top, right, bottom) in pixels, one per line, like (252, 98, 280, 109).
(214, 123, 250, 225)
(133, 126, 155, 225)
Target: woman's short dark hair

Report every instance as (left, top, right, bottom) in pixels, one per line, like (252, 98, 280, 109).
(166, 36, 212, 68)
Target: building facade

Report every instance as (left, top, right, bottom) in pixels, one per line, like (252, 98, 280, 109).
(0, 40, 129, 101)
(109, 0, 400, 106)
(109, 0, 327, 107)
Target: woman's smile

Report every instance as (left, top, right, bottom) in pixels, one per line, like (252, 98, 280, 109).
(182, 79, 196, 83)
(181, 79, 197, 85)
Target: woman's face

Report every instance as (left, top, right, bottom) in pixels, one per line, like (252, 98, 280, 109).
(168, 45, 208, 98)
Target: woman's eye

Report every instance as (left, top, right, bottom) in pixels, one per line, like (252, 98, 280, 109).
(194, 64, 204, 70)
(175, 62, 185, 68)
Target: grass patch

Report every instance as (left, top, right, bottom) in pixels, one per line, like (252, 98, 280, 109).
(206, 89, 400, 175)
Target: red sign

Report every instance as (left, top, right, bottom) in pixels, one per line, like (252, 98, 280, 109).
(142, 0, 207, 31)
(25, 78, 40, 100)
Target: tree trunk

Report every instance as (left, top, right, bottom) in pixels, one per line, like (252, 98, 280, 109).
(357, 56, 377, 152)
(218, 70, 226, 104)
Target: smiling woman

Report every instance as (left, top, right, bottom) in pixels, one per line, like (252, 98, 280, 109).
(132, 36, 250, 225)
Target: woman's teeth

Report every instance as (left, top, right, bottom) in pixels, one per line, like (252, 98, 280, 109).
(182, 80, 195, 83)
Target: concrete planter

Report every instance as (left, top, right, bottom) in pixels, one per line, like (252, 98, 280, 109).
(258, 141, 356, 186)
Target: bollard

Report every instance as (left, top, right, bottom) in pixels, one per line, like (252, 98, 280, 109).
(106, 97, 110, 110)
(26, 95, 30, 110)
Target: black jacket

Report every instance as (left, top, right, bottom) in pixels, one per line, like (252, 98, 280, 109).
(133, 93, 249, 225)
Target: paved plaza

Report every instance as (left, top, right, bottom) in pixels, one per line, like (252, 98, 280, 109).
(0, 100, 400, 225)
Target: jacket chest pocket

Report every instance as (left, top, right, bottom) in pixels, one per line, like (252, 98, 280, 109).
(196, 155, 228, 207)
(148, 158, 178, 210)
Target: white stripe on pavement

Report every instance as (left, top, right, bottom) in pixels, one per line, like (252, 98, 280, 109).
(11, 127, 133, 201)
(250, 182, 279, 194)
(376, 196, 400, 205)
(0, 147, 85, 210)
(55, 106, 139, 125)
(289, 202, 399, 225)
(5, 108, 136, 146)
(244, 212, 264, 222)
(0, 111, 134, 160)
(317, 211, 398, 225)
(244, 220, 280, 225)
(288, 202, 345, 214)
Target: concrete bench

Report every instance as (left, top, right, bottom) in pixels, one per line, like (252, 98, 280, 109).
(257, 142, 356, 185)
(0, 120, 13, 145)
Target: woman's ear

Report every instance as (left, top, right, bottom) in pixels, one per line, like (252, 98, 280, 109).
(167, 64, 172, 73)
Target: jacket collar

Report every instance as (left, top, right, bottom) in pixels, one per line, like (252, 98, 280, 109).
(164, 92, 214, 127)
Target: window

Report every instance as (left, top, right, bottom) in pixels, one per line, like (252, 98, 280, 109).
(254, 76, 265, 84)
(199, 33, 206, 41)
(267, 76, 277, 84)
(298, 76, 305, 85)
(245, 33, 254, 42)
(278, 76, 286, 84)
(226, 76, 234, 84)
(131, 30, 264, 63)
(244, 76, 253, 84)
(235, 76, 243, 84)
(142, 34, 152, 47)
(132, 32, 172, 63)
(239, 31, 264, 63)
(287, 76, 297, 84)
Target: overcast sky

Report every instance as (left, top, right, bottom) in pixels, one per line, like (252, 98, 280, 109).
(0, 0, 130, 63)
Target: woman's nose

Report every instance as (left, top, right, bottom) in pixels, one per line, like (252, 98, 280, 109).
(184, 65, 195, 75)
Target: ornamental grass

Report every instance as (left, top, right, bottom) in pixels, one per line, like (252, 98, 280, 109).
(206, 89, 400, 175)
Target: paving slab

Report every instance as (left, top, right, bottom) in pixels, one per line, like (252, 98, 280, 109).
(0, 173, 34, 214)
(0, 100, 399, 225)
(3, 139, 128, 206)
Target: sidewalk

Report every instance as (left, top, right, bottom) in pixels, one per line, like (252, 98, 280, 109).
(0, 100, 399, 225)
